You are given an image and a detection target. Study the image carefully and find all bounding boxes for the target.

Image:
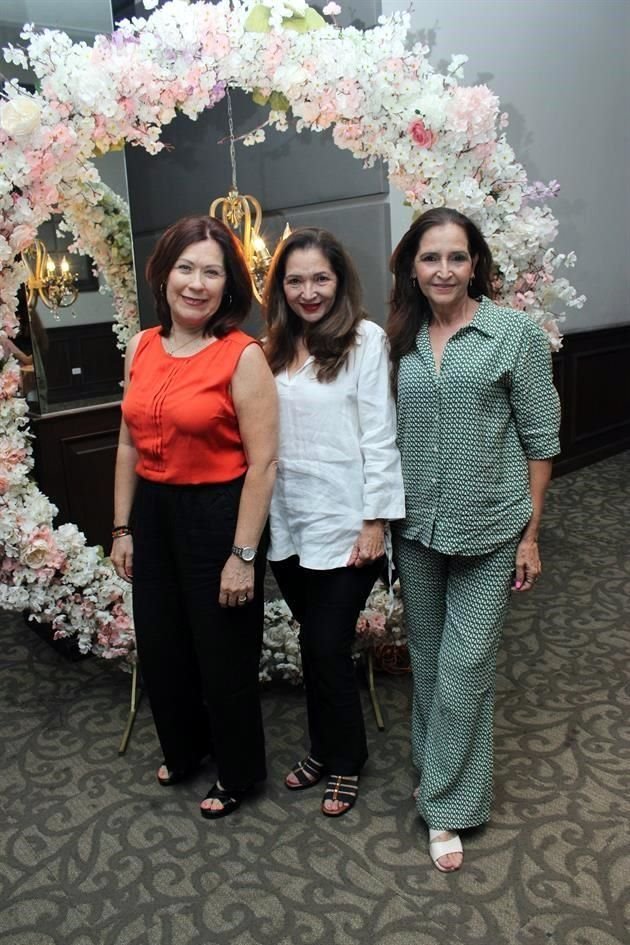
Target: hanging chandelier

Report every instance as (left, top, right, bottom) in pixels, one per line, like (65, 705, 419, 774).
(21, 239, 79, 316)
(209, 90, 289, 302)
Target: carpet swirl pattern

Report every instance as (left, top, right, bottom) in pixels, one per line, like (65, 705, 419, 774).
(1, 452, 628, 945)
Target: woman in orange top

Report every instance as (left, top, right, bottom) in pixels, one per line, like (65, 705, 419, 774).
(111, 216, 278, 819)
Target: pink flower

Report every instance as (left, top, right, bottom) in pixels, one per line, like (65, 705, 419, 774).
(323, 2, 341, 15)
(0, 369, 20, 400)
(20, 527, 66, 571)
(9, 224, 37, 253)
(0, 444, 27, 466)
(449, 85, 499, 143)
(332, 122, 363, 150)
(408, 118, 435, 149)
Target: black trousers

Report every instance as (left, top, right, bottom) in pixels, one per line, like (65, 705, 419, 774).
(132, 476, 266, 793)
(270, 556, 382, 775)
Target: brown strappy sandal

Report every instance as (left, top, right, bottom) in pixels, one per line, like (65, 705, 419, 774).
(321, 775, 358, 817)
(284, 755, 325, 791)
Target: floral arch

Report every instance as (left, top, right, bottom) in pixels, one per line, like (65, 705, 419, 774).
(0, 0, 584, 672)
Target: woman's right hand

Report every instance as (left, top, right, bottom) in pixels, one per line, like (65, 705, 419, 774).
(346, 520, 386, 567)
(111, 534, 133, 583)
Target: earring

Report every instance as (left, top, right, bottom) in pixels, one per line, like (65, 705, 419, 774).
(469, 275, 475, 286)
(160, 282, 166, 295)
(410, 276, 417, 286)
(224, 293, 233, 307)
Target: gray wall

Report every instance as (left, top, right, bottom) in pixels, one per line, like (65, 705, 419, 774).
(384, 0, 630, 333)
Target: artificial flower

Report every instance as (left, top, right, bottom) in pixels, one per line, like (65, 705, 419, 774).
(0, 95, 41, 137)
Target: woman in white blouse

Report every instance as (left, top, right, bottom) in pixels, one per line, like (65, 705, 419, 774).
(262, 228, 404, 816)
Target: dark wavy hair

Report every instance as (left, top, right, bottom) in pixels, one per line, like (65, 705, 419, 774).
(386, 207, 494, 372)
(145, 215, 252, 338)
(262, 227, 368, 382)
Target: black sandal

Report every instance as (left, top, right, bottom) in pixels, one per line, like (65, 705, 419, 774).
(200, 781, 243, 819)
(284, 755, 325, 791)
(321, 775, 358, 817)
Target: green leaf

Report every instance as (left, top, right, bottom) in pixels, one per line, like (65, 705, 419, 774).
(244, 6, 272, 33)
(269, 91, 290, 111)
(283, 8, 326, 32)
(244, 4, 325, 34)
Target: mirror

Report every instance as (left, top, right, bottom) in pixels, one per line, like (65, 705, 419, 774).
(1, 0, 135, 414)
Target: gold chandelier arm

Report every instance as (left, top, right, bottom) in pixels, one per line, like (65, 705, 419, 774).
(21, 239, 45, 303)
(21, 238, 79, 312)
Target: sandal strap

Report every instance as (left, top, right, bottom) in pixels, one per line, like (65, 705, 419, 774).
(429, 831, 463, 865)
(205, 782, 241, 804)
(290, 755, 324, 786)
(322, 775, 359, 803)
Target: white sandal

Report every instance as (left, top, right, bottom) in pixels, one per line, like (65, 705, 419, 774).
(428, 829, 463, 872)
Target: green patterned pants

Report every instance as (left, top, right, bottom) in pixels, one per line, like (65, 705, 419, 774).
(395, 535, 519, 830)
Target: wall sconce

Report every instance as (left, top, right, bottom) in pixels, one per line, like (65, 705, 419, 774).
(21, 239, 79, 316)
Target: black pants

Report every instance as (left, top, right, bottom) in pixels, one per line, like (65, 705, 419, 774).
(132, 476, 266, 793)
(270, 556, 382, 775)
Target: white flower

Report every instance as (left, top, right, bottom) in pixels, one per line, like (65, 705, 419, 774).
(0, 96, 41, 138)
(19, 538, 51, 569)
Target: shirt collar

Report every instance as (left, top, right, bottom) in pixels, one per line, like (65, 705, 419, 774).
(468, 296, 496, 337)
(414, 296, 497, 351)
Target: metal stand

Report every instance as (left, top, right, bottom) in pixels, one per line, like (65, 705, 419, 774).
(365, 648, 385, 731)
(118, 663, 142, 755)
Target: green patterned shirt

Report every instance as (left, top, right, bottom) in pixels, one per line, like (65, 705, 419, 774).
(395, 296, 561, 555)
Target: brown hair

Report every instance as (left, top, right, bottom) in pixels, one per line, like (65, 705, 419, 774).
(145, 215, 252, 338)
(262, 227, 368, 382)
(386, 207, 494, 373)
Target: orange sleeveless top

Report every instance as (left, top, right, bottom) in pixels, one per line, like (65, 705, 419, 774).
(122, 327, 256, 485)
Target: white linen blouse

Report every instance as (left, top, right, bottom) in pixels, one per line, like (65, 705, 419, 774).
(268, 319, 405, 570)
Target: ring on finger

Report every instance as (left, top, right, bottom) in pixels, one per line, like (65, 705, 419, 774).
(238, 595, 248, 603)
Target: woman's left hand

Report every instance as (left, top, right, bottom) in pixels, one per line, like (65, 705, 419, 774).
(219, 555, 255, 607)
(347, 520, 385, 568)
(513, 537, 542, 592)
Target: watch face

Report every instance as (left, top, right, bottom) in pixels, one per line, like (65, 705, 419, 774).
(241, 547, 256, 562)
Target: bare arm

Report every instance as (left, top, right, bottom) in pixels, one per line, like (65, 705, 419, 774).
(1, 337, 33, 366)
(110, 333, 142, 583)
(219, 343, 278, 607)
(513, 458, 552, 592)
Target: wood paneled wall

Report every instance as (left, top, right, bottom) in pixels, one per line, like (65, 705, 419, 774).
(552, 325, 630, 476)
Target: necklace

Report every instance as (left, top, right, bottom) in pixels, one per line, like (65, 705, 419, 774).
(166, 333, 205, 357)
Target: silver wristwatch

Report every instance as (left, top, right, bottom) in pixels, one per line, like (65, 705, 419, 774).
(231, 544, 257, 563)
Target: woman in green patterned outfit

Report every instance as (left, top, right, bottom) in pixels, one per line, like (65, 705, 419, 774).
(387, 208, 560, 872)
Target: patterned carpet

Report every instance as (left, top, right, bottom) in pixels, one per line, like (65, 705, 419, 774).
(1, 452, 628, 945)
